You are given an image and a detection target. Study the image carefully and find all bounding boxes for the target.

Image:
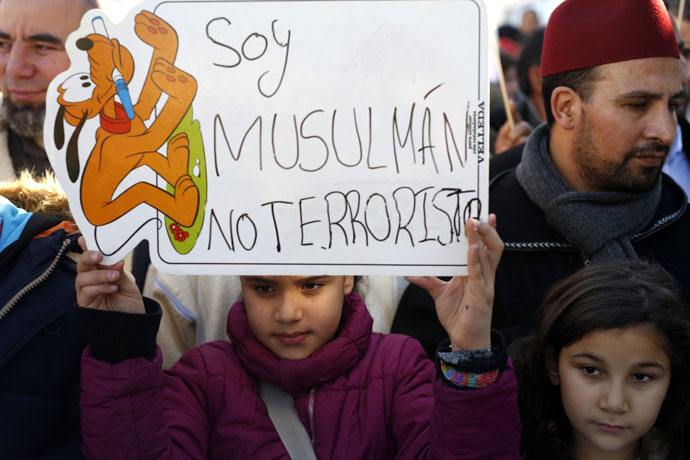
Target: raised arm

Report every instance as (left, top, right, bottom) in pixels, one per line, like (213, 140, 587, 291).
(75, 237, 213, 460)
(407, 215, 502, 351)
(405, 215, 521, 460)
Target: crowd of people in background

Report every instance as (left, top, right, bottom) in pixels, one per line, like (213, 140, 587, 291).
(2, 0, 690, 459)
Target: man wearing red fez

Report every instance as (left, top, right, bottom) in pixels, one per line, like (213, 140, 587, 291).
(392, 0, 690, 354)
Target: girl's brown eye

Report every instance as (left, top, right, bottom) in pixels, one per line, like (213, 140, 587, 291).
(632, 373, 652, 382)
(581, 366, 600, 376)
(255, 285, 273, 294)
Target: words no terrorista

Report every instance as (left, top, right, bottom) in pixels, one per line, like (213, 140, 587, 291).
(205, 185, 482, 253)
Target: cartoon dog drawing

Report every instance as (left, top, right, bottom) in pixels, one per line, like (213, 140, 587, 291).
(54, 11, 199, 228)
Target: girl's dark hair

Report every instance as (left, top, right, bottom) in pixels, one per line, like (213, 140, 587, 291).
(511, 260, 690, 459)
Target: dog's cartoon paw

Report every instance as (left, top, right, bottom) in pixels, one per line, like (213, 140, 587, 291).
(152, 57, 197, 100)
(168, 132, 191, 177)
(135, 10, 178, 51)
(173, 174, 199, 227)
(169, 131, 189, 151)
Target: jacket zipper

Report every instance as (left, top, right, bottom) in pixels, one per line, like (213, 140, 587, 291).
(308, 387, 316, 445)
(505, 208, 685, 252)
(0, 238, 71, 320)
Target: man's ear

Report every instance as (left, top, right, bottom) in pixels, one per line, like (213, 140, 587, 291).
(545, 346, 560, 385)
(528, 64, 542, 96)
(550, 87, 580, 130)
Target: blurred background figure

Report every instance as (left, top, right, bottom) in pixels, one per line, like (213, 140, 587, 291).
(664, 1, 690, 200)
(490, 28, 545, 156)
(500, 52, 520, 100)
(0, 0, 100, 181)
(519, 8, 539, 36)
(667, 0, 690, 83)
(488, 2, 553, 157)
(489, 51, 519, 135)
(497, 24, 523, 59)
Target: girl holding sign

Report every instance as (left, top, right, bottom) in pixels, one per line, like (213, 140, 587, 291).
(74, 215, 520, 459)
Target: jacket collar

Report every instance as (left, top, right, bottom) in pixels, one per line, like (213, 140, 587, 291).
(228, 292, 373, 394)
(491, 170, 687, 250)
(0, 212, 78, 349)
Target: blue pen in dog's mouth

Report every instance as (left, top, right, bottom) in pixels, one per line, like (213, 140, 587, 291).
(90, 16, 135, 120)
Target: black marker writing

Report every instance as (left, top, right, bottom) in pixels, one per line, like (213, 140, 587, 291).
(261, 200, 293, 252)
(206, 18, 291, 98)
(212, 92, 465, 174)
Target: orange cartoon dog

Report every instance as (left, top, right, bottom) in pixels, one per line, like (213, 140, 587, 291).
(54, 11, 199, 227)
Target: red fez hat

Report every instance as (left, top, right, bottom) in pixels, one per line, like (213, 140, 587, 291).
(541, 0, 679, 78)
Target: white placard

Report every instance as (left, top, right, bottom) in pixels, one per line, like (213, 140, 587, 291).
(45, 0, 488, 275)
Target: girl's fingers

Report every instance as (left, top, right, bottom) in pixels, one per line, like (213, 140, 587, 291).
(476, 221, 503, 269)
(98, 259, 126, 274)
(77, 248, 125, 280)
(77, 249, 102, 274)
(77, 237, 125, 272)
(467, 243, 482, 282)
(77, 284, 118, 306)
(476, 237, 492, 283)
(75, 262, 124, 306)
(77, 267, 122, 288)
(476, 220, 503, 251)
(466, 218, 498, 282)
(465, 219, 480, 247)
(405, 276, 446, 300)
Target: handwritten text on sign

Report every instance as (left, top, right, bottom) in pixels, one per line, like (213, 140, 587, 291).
(45, 0, 488, 275)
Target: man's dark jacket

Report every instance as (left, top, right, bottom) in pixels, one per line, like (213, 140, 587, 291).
(0, 210, 84, 459)
(392, 169, 690, 356)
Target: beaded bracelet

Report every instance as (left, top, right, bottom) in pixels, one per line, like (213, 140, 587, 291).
(440, 360, 500, 389)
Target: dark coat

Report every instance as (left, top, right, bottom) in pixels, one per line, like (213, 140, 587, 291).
(392, 170, 690, 356)
(0, 211, 84, 459)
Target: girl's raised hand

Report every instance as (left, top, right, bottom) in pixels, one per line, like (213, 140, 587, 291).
(75, 237, 145, 314)
(406, 215, 503, 350)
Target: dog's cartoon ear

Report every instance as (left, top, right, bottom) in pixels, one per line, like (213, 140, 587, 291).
(54, 105, 66, 149)
(66, 112, 88, 183)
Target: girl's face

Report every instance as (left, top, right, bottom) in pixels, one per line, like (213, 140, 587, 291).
(241, 275, 354, 360)
(549, 324, 671, 459)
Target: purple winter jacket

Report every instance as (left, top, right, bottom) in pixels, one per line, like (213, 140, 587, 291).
(80, 293, 520, 459)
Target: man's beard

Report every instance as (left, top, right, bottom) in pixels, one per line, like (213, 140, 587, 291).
(1, 97, 45, 138)
(572, 110, 667, 193)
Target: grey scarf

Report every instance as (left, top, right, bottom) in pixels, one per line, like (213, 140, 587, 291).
(515, 124, 661, 262)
